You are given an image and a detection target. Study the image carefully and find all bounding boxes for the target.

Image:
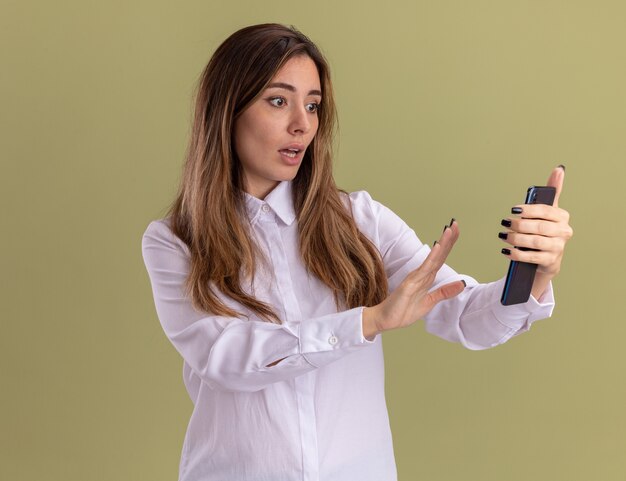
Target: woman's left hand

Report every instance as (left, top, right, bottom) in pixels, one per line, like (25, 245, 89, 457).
(499, 165, 573, 299)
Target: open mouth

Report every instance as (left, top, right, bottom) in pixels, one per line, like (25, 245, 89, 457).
(278, 148, 300, 158)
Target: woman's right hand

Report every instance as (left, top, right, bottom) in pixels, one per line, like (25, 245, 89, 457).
(362, 220, 466, 339)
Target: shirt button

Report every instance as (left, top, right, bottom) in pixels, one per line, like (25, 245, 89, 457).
(328, 335, 338, 346)
(261, 204, 270, 213)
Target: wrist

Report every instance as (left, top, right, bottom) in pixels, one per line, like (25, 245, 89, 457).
(362, 306, 381, 341)
(531, 271, 553, 300)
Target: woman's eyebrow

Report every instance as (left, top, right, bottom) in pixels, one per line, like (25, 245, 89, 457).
(266, 82, 322, 97)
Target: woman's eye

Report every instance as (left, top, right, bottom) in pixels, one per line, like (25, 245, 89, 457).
(306, 102, 320, 113)
(268, 97, 286, 107)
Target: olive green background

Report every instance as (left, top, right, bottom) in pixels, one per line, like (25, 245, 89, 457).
(2, 1, 624, 480)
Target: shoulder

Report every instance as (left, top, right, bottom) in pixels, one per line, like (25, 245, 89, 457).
(141, 217, 190, 258)
(339, 189, 404, 246)
(340, 189, 380, 214)
(340, 189, 399, 223)
(340, 189, 374, 222)
(340, 188, 418, 252)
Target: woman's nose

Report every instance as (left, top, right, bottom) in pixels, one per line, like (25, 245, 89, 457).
(288, 106, 311, 135)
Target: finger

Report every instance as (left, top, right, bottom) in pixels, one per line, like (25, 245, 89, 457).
(423, 221, 460, 274)
(424, 280, 466, 310)
(546, 165, 565, 208)
(509, 204, 570, 223)
(501, 246, 560, 267)
(501, 217, 572, 238)
(409, 221, 460, 282)
(498, 231, 565, 252)
(410, 243, 445, 284)
(436, 220, 460, 261)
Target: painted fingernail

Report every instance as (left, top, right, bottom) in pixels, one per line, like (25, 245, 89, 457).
(557, 164, 565, 171)
(511, 207, 523, 214)
(498, 232, 508, 240)
(442, 225, 448, 233)
(501, 248, 511, 255)
(461, 279, 467, 287)
(449, 218, 456, 227)
(501, 219, 512, 228)
(433, 240, 438, 246)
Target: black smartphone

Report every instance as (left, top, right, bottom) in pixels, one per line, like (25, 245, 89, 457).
(500, 185, 556, 305)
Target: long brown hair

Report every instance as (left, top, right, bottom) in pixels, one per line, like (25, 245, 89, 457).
(166, 23, 388, 323)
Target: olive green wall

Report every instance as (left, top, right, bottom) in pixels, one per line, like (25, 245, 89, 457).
(3, 1, 624, 480)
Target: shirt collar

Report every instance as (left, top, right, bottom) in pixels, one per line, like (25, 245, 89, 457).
(243, 180, 296, 226)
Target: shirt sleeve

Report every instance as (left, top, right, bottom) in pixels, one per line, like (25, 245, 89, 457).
(141, 220, 375, 393)
(347, 191, 556, 350)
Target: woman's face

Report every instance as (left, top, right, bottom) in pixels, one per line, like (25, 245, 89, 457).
(233, 55, 322, 199)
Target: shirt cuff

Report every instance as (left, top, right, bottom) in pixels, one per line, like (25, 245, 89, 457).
(298, 306, 376, 368)
(490, 277, 556, 334)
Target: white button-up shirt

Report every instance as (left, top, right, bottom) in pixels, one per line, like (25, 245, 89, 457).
(141, 180, 555, 481)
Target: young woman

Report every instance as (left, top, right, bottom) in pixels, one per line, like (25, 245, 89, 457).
(142, 23, 572, 481)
